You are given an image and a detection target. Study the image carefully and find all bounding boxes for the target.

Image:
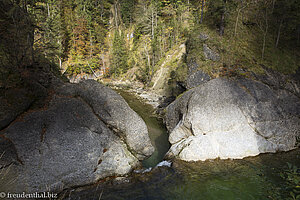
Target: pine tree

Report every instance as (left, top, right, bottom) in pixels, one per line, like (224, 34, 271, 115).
(120, 0, 137, 26)
(111, 30, 128, 77)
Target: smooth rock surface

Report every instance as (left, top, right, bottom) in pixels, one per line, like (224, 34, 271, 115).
(0, 80, 154, 193)
(165, 78, 300, 161)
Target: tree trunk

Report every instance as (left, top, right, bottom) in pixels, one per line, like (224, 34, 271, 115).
(87, 62, 98, 78)
(297, 25, 300, 45)
(102, 55, 106, 75)
(275, 19, 283, 48)
(144, 45, 151, 83)
(219, 0, 226, 36)
(262, 32, 266, 59)
(219, 11, 225, 36)
(114, 2, 118, 28)
(47, 3, 50, 18)
(100, 0, 104, 20)
(89, 30, 93, 57)
(151, 10, 154, 39)
(271, 0, 276, 13)
(155, 11, 157, 28)
(262, 8, 268, 60)
(234, 8, 241, 37)
(58, 56, 62, 69)
(150, 54, 154, 84)
(241, 0, 245, 23)
(200, 0, 205, 24)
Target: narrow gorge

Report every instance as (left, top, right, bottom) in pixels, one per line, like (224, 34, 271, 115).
(0, 0, 299, 199)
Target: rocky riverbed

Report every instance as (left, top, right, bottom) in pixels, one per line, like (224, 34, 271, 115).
(1, 74, 299, 196)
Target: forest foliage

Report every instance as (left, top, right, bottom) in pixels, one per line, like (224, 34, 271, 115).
(1, 0, 299, 84)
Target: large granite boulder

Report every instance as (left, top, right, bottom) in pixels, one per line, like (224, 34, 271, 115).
(165, 78, 300, 161)
(57, 80, 154, 160)
(0, 80, 154, 193)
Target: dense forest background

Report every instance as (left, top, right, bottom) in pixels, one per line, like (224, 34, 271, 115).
(1, 0, 299, 87)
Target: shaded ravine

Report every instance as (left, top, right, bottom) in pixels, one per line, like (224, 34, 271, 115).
(115, 89, 170, 168)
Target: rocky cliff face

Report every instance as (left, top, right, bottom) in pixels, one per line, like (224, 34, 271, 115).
(0, 0, 34, 70)
(165, 78, 300, 161)
(0, 80, 154, 193)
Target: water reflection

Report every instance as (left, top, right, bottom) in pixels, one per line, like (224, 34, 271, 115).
(115, 89, 170, 168)
(63, 149, 299, 200)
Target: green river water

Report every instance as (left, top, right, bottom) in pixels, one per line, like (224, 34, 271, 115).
(65, 90, 300, 200)
(116, 90, 170, 168)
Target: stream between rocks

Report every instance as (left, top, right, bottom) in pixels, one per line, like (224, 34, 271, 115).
(116, 90, 170, 168)
(62, 90, 299, 200)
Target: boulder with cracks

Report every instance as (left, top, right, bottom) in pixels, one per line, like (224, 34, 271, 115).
(0, 80, 154, 193)
(165, 78, 300, 161)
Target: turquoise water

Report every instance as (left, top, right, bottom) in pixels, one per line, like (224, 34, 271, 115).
(62, 90, 300, 200)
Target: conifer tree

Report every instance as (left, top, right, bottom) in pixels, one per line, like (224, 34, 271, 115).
(111, 30, 128, 77)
